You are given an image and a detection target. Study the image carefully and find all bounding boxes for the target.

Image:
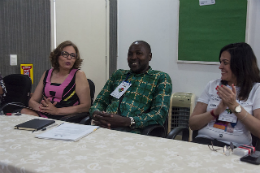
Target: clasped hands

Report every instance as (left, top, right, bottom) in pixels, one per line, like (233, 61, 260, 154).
(39, 96, 58, 115)
(215, 84, 239, 115)
(92, 111, 131, 129)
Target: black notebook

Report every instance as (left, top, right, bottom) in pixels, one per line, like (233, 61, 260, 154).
(14, 119, 55, 131)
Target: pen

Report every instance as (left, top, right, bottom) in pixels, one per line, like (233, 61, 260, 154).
(57, 122, 64, 127)
(32, 123, 59, 133)
(41, 123, 58, 131)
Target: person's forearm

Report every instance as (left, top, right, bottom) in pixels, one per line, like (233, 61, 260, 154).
(89, 98, 109, 117)
(116, 116, 131, 127)
(189, 111, 214, 130)
(229, 106, 260, 139)
(241, 115, 260, 139)
(28, 99, 41, 111)
(94, 112, 131, 128)
(239, 114, 260, 138)
(55, 103, 90, 116)
(90, 107, 102, 117)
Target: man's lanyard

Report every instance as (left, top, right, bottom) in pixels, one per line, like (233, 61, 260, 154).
(124, 72, 131, 82)
(117, 72, 131, 115)
(110, 72, 132, 99)
(214, 100, 240, 133)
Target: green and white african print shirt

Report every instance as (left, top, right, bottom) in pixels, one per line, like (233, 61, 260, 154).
(90, 67, 172, 133)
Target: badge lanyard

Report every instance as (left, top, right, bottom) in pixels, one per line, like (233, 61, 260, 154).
(110, 73, 132, 99)
(111, 73, 131, 115)
(213, 100, 240, 133)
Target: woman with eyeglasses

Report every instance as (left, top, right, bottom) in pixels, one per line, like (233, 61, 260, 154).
(21, 40, 91, 119)
(189, 42, 260, 147)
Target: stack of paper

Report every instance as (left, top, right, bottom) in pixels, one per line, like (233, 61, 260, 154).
(36, 123, 99, 141)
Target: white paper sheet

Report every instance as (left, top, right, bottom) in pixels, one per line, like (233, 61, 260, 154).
(36, 123, 99, 141)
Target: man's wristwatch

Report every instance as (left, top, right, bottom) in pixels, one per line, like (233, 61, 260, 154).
(234, 105, 242, 113)
(129, 117, 135, 127)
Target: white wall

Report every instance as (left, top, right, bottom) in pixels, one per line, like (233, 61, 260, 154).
(248, 0, 260, 60)
(51, 0, 109, 98)
(118, 0, 260, 99)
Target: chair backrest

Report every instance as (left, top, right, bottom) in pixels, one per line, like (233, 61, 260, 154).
(87, 79, 95, 105)
(1, 74, 32, 113)
(192, 130, 198, 141)
(57, 78, 95, 124)
(252, 134, 260, 151)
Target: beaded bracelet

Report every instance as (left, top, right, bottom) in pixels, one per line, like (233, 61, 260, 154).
(210, 109, 218, 119)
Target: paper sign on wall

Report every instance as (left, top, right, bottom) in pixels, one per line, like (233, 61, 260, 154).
(20, 64, 33, 84)
(199, 0, 215, 6)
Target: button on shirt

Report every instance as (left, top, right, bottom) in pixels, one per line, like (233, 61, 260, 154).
(89, 67, 172, 133)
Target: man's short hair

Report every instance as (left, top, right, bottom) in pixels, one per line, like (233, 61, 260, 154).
(132, 40, 151, 54)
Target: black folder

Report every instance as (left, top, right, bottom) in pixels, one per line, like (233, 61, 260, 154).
(14, 119, 55, 131)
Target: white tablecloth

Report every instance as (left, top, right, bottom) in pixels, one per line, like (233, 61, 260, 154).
(0, 114, 259, 173)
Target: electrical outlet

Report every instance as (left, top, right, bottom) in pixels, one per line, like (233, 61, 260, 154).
(10, 54, 17, 66)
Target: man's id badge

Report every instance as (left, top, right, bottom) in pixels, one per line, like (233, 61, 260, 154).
(110, 81, 131, 99)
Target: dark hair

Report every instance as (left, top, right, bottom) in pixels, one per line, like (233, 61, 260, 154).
(131, 40, 152, 54)
(219, 42, 260, 100)
(49, 40, 83, 70)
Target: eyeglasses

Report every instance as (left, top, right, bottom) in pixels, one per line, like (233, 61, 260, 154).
(208, 141, 234, 156)
(61, 51, 77, 59)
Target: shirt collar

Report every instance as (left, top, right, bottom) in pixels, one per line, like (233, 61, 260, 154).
(127, 66, 153, 76)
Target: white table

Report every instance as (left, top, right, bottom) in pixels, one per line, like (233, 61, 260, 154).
(0, 114, 259, 173)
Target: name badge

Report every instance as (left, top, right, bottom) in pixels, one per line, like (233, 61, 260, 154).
(110, 81, 131, 99)
(218, 109, 237, 123)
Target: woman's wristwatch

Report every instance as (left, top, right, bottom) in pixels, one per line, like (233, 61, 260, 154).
(234, 105, 242, 113)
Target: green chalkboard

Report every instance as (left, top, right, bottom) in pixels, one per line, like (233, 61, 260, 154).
(178, 0, 247, 63)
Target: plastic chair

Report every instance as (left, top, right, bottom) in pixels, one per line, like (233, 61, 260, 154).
(252, 134, 260, 151)
(167, 126, 190, 141)
(141, 117, 168, 137)
(0, 74, 32, 114)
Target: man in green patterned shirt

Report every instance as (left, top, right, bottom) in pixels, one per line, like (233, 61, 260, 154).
(90, 40, 172, 133)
